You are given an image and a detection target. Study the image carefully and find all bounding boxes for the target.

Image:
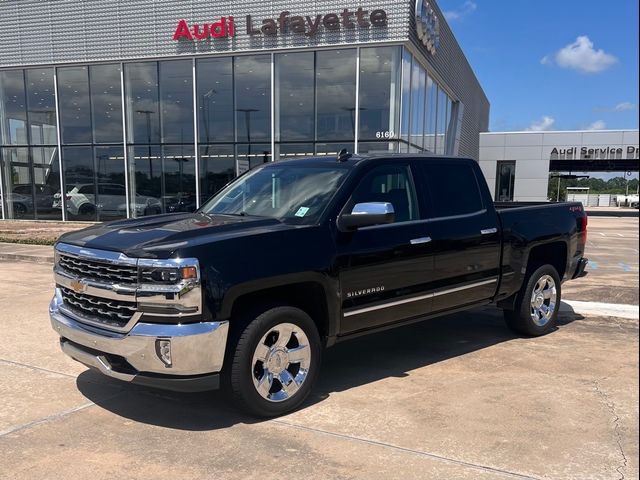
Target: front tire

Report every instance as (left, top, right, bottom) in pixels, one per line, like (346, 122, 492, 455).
(504, 264, 561, 336)
(228, 306, 322, 417)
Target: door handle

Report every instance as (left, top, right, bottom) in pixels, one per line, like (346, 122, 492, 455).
(480, 228, 498, 235)
(410, 236, 432, 245)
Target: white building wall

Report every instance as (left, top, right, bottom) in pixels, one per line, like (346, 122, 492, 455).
(479, 130, 640, 202)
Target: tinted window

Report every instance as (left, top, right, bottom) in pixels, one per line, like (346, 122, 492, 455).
(421, 163, 483, 217)
(316, 49, 356, 141)
(125, 63, 160, 144)
(197, 57, 234, 143)
(159, 60, 193, 143)
(0, 70, 28, 145)
(58, 67, 92, 143)
(235, 55, 270, 142)
(25, 69, 57, 145)
(351, 165, 419, 223)
(90, 64, 123, 143)
(276, 52, 314, 141)
(358, 47, 401, 141)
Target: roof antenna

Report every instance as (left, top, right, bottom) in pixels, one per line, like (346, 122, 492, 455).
(337, 148, 352, 162)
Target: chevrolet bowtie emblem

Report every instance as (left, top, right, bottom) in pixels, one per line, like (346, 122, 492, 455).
(69, 279, 86, 293)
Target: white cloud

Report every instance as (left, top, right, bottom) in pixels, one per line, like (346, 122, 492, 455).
(586, 120, 606, 130)
(526, 116, 555, 131)
(444, 1, 477, 21)
(541, 36, 617, 74)
(613, 102, 636, 112)
(593, 102, 637, 112)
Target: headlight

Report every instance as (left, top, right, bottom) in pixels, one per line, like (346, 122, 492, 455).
(54, 248, 60, 266)
(138, 263, 199, 285)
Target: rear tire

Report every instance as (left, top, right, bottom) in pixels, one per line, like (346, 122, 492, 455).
(228, 306, 322, 417)
(504, 264, 561, 336)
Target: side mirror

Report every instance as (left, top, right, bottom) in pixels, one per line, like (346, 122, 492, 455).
(339, 202, 395, 230)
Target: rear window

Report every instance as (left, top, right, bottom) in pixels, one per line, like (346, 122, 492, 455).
(421, 163, 484, 217)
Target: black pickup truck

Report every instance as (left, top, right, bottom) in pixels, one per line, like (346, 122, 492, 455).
(50, 154, 588, 416)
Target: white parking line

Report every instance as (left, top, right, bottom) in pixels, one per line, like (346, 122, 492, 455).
(561, 300, 639, 320)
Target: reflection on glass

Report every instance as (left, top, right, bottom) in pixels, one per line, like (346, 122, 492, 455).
(437, 87, 448, 154)
(94, 146, 127, 220)
(0, 70, 28, 145)
(316, 143, 355, 157)
(237, 143, 271, 170)
(128, 145, 196, 216)
(160, 60, 193, 144)
(201, 165, 349, 224)
(162, 145, 196, 213)
(32, 146, 61, 220)
(276, 52, 314, 141)
(410, 57, 425, 150)
(125, 62, 160, 144)
(399, 49, 412, 151)
(357, 141, 399, 154)
(277, 144, 315, 161)
(90, 64, 123, 143)
(425, 76, 437, 153)
(235, 55, 270, 143)
(58, 66, 92, 144)
(496, 161, 516, 202)
(199, 144, 235, 203)
(0, 147, 61, 220)
(358, 47, 401, 141)
(197, 57, 234, 143)
(316, 49, 356, 141)
(25, 69, 56, 145)
(1, 147, 33, 219)
(62, 146, 96, 220)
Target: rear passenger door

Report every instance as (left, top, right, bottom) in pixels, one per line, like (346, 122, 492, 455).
(337, 162, 435, 334)
(415, 159, 501, 312)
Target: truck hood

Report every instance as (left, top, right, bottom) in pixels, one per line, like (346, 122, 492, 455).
(57, 212, 288, 258)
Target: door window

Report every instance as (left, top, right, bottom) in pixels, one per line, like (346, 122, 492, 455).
(495, 161, 516, 202)
(420, 163, 483, 218)
(350, 165, 419, 222)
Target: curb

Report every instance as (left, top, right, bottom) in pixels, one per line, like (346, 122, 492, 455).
(0, 253, 54, 264)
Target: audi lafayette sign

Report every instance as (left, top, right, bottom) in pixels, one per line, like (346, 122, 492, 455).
(415, 0, 440, 55)
(172, 7, 388, 40)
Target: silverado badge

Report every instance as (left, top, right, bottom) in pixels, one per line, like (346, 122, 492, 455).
(69, 279, 86, 293)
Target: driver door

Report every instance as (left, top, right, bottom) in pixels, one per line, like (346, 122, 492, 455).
(336, 163, 435, 334)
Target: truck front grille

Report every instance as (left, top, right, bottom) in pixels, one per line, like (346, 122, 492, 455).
(58, 254, 138, 284)
(60, 287, 137, 329)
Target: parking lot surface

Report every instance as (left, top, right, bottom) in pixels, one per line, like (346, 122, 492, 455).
(0, 216, 638, 480)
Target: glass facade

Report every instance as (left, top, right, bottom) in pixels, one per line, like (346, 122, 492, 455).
(0, 46, 459, 221)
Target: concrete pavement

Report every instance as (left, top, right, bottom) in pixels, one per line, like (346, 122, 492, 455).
(0, 260, 637, 480)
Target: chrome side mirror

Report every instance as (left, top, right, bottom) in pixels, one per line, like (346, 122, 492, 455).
(339, 202, 395, 230)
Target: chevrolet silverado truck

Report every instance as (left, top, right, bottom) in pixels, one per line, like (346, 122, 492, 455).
(50, 154, 588, 417)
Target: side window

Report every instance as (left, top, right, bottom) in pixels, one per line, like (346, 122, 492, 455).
(422, 163, 483, 217)
(350, 165, 419, 222)
(79, 185, 95, 194)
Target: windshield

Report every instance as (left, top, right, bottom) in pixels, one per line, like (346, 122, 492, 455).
(200, 165, 349, 223)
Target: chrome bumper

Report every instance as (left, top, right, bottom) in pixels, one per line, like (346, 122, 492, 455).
(50, 295, 229, 391)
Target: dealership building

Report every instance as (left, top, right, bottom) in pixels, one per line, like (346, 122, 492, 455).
(479, 130, 639, 202)
(0, 0, 488, 222)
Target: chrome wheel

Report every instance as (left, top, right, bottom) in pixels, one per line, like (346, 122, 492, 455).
(251, 322, 311, 403)
(530, 275, 557, 326)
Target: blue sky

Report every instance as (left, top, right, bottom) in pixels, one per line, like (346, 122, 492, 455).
(439, 0, 639, 133)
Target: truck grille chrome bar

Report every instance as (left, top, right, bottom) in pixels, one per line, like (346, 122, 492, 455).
(58, 254, 138, 284)
(60, 287, 137, 329)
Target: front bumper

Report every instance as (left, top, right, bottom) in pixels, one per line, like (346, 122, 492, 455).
(50, 295, 229, 392)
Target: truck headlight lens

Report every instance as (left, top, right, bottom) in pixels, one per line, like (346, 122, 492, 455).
(138, 265, 199, 284)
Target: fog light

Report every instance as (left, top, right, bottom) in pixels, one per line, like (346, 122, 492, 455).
(156, 339, 172, 367)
